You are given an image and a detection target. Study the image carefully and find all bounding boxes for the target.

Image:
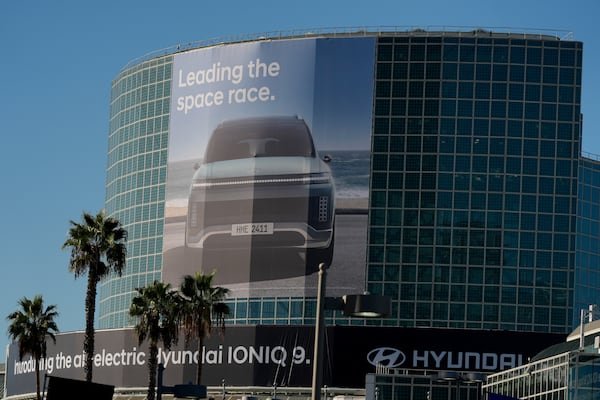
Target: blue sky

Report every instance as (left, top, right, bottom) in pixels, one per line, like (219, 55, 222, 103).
(1, 0, 599, 361)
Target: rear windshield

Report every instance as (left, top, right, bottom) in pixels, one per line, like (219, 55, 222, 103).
(205, 119, 316, 163)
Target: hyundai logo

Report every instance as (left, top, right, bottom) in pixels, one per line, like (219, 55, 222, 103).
(367, 347, 406, 368)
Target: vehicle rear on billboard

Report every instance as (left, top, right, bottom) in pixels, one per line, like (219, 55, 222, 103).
(163, 37, 376, 297)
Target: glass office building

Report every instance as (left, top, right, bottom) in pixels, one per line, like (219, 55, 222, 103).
(99, 28, 586, 339)
(367, 32, 582, 333)
(101, 54, 171, 328)
(575, 156, 600, 315)
(482, 320, 600, 399)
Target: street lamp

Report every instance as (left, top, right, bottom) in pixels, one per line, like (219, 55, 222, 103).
(311, 263, 391, 400)
(579, 304, 597, 350)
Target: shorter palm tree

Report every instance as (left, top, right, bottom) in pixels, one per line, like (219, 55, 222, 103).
(129, 281, 181, 400)
(180, 271, 230, 385)
(7, 295, 59, 400)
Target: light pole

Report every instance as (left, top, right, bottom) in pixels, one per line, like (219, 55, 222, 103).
(311, 263, 327, 400)
(310, 263, 391, 400)
(579, 304, 597, 350)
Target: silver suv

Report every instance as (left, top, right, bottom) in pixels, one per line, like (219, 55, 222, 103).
(185, 116, 335, 269)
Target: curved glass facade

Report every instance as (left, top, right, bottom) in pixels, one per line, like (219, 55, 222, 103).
(367, 34, 583, 333)
(100, 56, 173, 328)
(575, 156, 600, 317)
(99, 30, 587, 336)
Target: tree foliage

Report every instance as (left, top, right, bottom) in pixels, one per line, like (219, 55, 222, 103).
(128, 271, 230, 397)
(130, 281, 181, 400)
(62, 210, 127, 382)
(7, 295, 59, 400)
(180, 271, 230, 384)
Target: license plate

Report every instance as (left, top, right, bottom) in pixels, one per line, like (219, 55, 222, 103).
(231, 223, 274, 236)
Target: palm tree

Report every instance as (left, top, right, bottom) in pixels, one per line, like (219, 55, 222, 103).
(130, 281, 181, 400)
(180, 271, 230, 385)
(7, 295, 59, 400)
(62, 210, 127, 382)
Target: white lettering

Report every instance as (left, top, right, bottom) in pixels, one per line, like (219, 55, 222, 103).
(177, 91, 225, 114)
(430, 351, 447, 368)
(413, 350, 429, 368)
(231, 346, 248, 364)
(74, 353, 83, 368)
(482, 353, 498, 370)
(248, 346, 264, 364)
(247, 59, 280, 79)
(500, 354, 519, 369)
(270, 346, 287, 367)
(407, 350, 524, 371)
(228, 86, 272, 104)
(46, 357, 54, 374)
(137, 349, 145, 366)
(177, 63, 244, 88)
(205, 345, 223, 364)
(292, 346, 307, 364)
(105, 351, 113, 366)
(447, 352, 463, 369)
(465, 352, 481, 369)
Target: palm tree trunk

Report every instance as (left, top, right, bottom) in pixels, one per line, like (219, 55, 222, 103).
(196, 334, 204, 385)
(35, 356, 41, 400)
(84, 269, 98, 382)
(148, 343, 159, 400)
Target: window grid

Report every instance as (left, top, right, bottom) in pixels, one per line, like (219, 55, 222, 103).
(99, 56, 173, 329)
(574, 158, 600, 325)
(369, 36, 581, 333)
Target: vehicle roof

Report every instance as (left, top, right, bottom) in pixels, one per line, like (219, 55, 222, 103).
(215, 115, 307, 130)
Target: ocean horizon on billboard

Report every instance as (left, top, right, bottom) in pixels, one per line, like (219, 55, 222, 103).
(163, 37, 376, 297)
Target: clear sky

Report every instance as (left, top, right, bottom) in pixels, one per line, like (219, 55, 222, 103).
(2, 0, 600, 361)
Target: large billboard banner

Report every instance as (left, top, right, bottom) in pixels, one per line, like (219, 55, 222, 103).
(5, 327, 316, 396)
(4, 326, 565, 397)
(163, 37, 376, 296)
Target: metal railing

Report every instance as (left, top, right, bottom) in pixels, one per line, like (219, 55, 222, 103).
(581, 151, 600, 162)
(120, 25, 575, 72)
